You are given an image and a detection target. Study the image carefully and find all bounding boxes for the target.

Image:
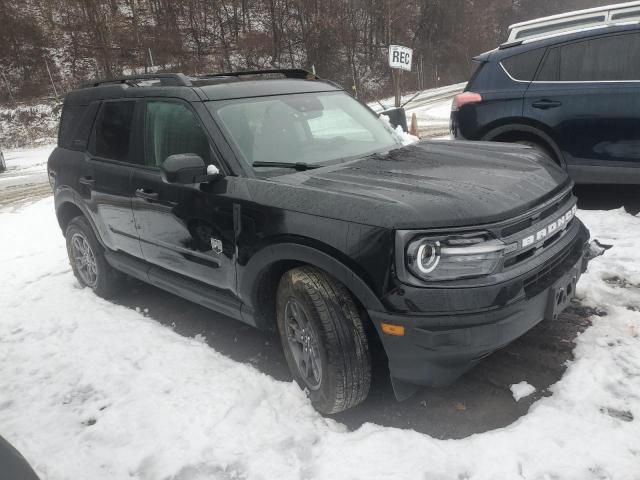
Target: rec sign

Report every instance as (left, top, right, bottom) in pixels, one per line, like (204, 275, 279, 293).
(388, 45, 413, 71)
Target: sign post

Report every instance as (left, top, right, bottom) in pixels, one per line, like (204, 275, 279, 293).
(388, 45, 413, 108)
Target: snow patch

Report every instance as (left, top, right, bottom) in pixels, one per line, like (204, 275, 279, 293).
(510, 381, 536, 401)
(2, 144, 55, 174)
(379, 114, 419, 146)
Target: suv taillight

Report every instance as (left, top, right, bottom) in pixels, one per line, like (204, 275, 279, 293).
(452, 92, 482, 112)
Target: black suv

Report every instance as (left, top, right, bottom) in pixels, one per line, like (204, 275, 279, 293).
(451, 23, 640, 184)
(49, 70, 590, 413)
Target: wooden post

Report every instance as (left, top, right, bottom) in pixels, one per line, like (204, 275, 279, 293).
(409, 112, 418, 137)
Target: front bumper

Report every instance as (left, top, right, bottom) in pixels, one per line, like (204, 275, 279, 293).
(368, 225, 590, 397)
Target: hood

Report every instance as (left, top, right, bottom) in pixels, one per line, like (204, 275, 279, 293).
(250, 140, 571, 229)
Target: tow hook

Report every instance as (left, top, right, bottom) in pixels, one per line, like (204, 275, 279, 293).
(588, 239, 612, 260)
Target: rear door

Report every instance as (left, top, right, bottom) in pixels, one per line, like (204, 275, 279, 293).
(84, 100, 142, 257)
(524, 31, 640, 177)
(130, 98, 236, 293)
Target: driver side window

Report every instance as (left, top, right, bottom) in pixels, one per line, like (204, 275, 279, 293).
(144, 101, 211, 167)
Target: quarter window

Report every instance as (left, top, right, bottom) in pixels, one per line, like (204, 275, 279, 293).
(144, 101, 211, 167)
(537, 32, 640, 81)
(501, 48, 545, 81)
(92, 101, 136, 161)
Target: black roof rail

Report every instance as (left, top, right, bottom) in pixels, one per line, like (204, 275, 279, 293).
(195, 69, 317, 80)
(81, 73, 192, 88)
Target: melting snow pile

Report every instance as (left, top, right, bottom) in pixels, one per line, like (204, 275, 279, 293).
(379, 114, 419, 145)
(0, 199, 639, 479)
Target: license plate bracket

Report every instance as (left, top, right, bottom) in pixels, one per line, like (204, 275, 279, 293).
(545, 266, 580, 321)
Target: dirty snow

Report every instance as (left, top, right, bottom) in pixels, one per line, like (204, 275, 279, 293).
(1, 195, 640, 479)
(510, 381, 537, 402)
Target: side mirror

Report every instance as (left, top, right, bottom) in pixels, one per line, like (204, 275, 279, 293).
(161, 154, 221, 184)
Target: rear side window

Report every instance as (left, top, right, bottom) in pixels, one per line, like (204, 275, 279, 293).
(59, 105, 85, 148)
(59, 104, 99, 150)
(144, 101, 211, 167)
(501, 48, 545, 81)
(91, 101, 136, 162)
(537, 32, 640, 81)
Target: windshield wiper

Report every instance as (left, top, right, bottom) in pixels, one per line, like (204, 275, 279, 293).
(252, 161, 322, 171)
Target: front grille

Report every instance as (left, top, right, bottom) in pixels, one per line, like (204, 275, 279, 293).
(503, 220, 573, 269)
(500, 191, 572, 238)
(523, 235, 584, 298)
(499, 189, 577, 271)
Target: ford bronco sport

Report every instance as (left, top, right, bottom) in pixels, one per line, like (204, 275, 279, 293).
(49, 69, 591, 414)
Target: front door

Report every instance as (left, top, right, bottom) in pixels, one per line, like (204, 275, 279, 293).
(84, 99, 142, 257)
(524, 31, 640, 175)
(130, 99, 236, 293)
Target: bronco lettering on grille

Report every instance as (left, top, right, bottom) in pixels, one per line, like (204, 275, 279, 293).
(521, 205, 577, 249)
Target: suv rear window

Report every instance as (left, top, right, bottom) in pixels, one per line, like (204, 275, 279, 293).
(91, 101, 136, 162)
(501, 48, 545, 81)
(537, 32, 640, 81)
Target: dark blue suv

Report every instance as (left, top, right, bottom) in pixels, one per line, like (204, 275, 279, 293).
(451, 22, 640, 184)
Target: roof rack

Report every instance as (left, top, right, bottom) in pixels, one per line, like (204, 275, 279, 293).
(80, 69, 317, 89)
(507, 1, 640, 42)
(81, 73, 192, 88)
(193, 69, 316, 81)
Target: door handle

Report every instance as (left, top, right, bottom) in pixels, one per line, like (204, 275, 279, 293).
(135, 188, 160, 201)
(79, 176, 95, 188)
(532, 100, 562, 110)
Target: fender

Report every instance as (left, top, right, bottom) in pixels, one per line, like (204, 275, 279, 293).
(238, 242, 385, 330)
(54, 187, 107, 249)
(482, 122, 567, 169)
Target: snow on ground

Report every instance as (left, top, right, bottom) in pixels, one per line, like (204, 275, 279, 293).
(510, 382, 537, 402)
(1, 197, 640, 479)
(2, 145, 55, 175)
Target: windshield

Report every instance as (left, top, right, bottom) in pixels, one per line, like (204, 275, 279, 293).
(208, 91, 401, 172)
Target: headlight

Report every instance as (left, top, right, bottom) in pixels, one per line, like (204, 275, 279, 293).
(405, 234, 505, 281)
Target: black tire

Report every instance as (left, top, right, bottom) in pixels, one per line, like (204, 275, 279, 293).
(276, 266, 371, 414)
(65, 216, 120, 298)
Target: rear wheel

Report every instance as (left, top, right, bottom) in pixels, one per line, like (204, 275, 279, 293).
(65, 216, 120, 298)
(276, 266, 371, 414)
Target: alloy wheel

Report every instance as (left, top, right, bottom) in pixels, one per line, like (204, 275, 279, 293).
(284, 297, 323, 390)
(70, 233, 98, 288)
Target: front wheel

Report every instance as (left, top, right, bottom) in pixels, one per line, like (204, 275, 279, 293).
(276, 266, 371, 414)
